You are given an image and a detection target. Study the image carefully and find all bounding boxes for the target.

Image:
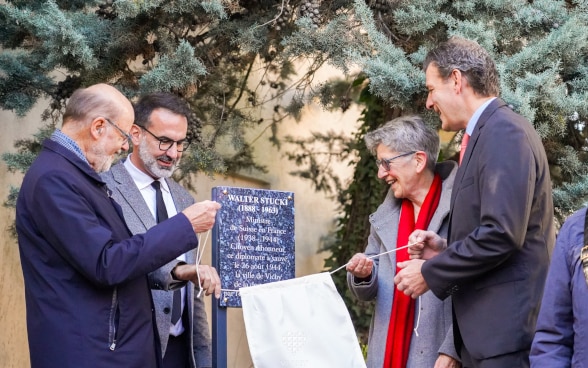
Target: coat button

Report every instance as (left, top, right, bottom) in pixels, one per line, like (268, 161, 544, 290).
(163, 307, 171, 314)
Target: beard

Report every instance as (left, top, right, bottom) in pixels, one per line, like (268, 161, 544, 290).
(138, 137, 179, 178)
(91, 141, 116, 173)
(95, 155, 115, 173)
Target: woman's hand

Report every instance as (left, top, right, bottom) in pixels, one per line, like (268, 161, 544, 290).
(346, 253, 374, 279)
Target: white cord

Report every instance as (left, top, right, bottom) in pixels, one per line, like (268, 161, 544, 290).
(329, 242, 423, 337)
(195, 230, 211, 298)
(413, 295, 421, 337)
(329, 242, 417, 275)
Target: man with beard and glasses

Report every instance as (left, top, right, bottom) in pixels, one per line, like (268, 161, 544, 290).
(16, 84, 221, 368)
(102, 92, 220, 368)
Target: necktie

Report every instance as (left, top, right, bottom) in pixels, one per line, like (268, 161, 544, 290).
(459, 133, 470, 165)
(151, 181, 182, 325)
(151, 180, 168, 223)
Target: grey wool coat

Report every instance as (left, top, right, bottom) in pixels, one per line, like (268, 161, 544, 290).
(347, 160, 459, 368)
(102, 161, 212, 368)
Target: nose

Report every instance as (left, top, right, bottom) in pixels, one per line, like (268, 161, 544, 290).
(165, 143, 180, 158)
(425, 93, 434, 110)
(377, 165, 388, 179)
(121, 139, 130, 151)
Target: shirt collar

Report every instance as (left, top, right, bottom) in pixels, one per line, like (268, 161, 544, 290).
(123, 154, 170, 193)
(465, 97, 497, 136)
(50, 129, 89, 164)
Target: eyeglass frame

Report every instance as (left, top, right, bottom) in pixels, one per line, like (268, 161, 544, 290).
(375, 151, 416, 171)
(103, 117, 132, 143)
(138, 125, 191, 152)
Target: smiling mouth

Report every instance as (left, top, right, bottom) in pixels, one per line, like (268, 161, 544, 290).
(387, 179, 397, 185)
(157, 155, 175, 168)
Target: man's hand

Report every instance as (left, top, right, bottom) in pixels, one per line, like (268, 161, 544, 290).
(408, 230, 447, 260)
(173, 264, 222, 299)
(394, 259, 429, 298)
(181, 200, 221, 233)
(434, 354, 461, 368)
(346, 253, 374, 279)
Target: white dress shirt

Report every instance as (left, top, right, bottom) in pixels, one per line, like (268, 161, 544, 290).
(124, 156, 186, 336)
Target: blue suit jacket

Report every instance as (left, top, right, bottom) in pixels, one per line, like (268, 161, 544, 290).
(422, 98, 555, 360)
(16, 139, 199, 368)
(102, 162, 212, 368)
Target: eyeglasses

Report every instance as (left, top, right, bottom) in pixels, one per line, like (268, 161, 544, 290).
(375, 151, 416, 171)
(139, 126, 191, 152)
(104, 118, 132, 143)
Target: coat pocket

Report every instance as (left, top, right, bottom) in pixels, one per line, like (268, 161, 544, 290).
(108, 287, 120, 351)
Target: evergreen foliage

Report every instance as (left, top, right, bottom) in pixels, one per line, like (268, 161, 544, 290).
(282, 0, 588, 342)
(3, 0, 588, 343)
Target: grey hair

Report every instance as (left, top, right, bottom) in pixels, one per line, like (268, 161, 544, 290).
(423, 36, 500, 97)
(364, 115, 440, 172)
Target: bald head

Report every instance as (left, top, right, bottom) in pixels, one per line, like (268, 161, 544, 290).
(60, 83, 134, 172)
(63, 83, 133, 127)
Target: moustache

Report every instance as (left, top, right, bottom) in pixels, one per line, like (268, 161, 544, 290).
(157, 155, 176, 164)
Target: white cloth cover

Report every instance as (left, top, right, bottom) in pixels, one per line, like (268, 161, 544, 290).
(240, 272, 366, 368)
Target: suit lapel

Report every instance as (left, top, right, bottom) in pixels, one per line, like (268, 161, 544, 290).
(428, 161, 456, 229)
(448, 98, 506, 223)
(166, 178, 199, 263)
(165, 177, 192, 212)
(111, 163, 156, 231)
(370, 191, 402, 266)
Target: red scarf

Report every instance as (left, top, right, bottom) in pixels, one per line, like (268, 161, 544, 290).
(383, 173, 442, 368)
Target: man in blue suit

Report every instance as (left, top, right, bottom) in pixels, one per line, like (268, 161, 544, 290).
(16, 84, 221, 368)
(102, 93, 220, 368)
(394, 37, 555, 368)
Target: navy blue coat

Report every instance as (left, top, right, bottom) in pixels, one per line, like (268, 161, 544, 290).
(16, 139, 200, 368)
(531, 208, 588, 367)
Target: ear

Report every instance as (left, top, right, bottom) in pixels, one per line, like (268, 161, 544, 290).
(414, 151, 428, 174)
(451, 69, 463, 93)
(91, 118, 106, 139)
(129, 124, 142, 146)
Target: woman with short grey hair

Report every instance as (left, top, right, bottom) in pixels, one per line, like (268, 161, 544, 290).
(347, 115, 460, 368)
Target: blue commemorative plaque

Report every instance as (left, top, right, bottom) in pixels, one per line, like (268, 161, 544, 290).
(212, 186, 295, 307)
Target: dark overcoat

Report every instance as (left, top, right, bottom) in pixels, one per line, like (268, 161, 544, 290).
(17, 139, 198, 368)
